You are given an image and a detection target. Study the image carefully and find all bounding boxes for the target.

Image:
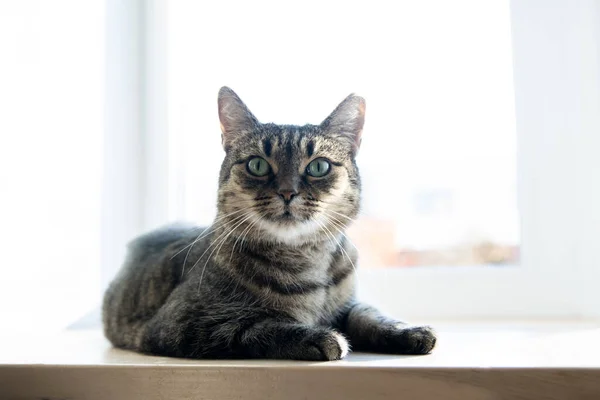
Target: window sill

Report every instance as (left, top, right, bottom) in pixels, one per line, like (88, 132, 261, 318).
(1, 321, 599, 399)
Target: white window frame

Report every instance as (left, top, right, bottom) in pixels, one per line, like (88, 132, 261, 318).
(103, 0, 600, 319)
(102, 0, 169, 291)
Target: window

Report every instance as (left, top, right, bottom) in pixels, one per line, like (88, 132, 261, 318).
(3, 1, 598, 335)
(0, 0, 104, 332)
(157, 0, 599, 319)
(163, 0, 528, 318)
(167, 0, 520, 270)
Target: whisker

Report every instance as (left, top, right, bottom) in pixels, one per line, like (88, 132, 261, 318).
(229, 215, 262, 263)
(323, 208, 355, 222)
(171, 207, 252, 260)
(195, 213, 256, 292)
(321, 210, 359, 251)
(319, 215, 358, 272)
(313, 217, 343, 260)
(179, 210, 256, 278)
(186, 211, 254, 276)
(214, 211, 262, 272)
(320, 210, 349, 229)
(180, 212, 251, 279)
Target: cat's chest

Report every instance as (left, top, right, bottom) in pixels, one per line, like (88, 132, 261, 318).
(281, 276, 355, 326)
(267, 256, 355, 326)
(225, 241, 354, 325)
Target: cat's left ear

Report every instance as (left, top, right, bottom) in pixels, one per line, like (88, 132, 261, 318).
(320, 94, 366, 155)
(218, 86, 260, 150)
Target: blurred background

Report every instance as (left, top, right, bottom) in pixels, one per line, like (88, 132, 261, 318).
(1, 0, 598, 334)
(167, 1, 520, 269)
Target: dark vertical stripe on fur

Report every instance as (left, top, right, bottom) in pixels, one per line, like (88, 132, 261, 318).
(306, 140, 314, 158)
(285, 137, 293, 159)
(263, 138, 272, 157)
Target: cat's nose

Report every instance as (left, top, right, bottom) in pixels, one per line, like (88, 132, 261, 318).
(277, 189, 297, 203)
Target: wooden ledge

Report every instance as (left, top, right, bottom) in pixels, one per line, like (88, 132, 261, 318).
(1, 322, 600, 399)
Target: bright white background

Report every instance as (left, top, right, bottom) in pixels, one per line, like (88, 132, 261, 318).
(1, 0, 599, 334)
(167, 0, 520, 257)
(0, 1, 104, 332)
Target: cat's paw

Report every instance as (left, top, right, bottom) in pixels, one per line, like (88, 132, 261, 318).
(299, 330, 349, 361)
(389, 325, 437, 355)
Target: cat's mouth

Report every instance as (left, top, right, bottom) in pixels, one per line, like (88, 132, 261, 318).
(254, 196, 315, 225)
(269, 207, 311, 225)
(275, 209, 295, 221)
(270, 199, 298, 220)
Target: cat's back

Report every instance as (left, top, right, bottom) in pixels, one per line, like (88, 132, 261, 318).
(103, 223, 210, 347)
(123, 223, 213, 273)
(128, 223, 200, 256)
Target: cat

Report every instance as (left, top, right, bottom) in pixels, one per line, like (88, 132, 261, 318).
(102, 87, 436, 360)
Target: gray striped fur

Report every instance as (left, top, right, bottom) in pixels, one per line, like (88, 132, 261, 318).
(102, 87, 436, 360)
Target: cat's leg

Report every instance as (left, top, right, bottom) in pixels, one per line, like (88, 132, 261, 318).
(142, 310, 349, 360)
(136, 287, 349, 361)
(340, 303, 436, 355)
(237, 320, 349, 361)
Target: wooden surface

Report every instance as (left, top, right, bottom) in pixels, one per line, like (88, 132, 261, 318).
(1, 322, 600, 399)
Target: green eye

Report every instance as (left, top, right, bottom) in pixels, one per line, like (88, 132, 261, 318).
(306, 158, 331, 177)
(247, 157, 270, 177)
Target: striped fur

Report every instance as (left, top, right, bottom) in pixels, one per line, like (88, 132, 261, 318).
(102, 87, 436, 360)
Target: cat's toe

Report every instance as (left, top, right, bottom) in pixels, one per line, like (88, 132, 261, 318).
(302, 330, 349, 361)
(392, 325, 437, 355)
(325, 331, 350, 359)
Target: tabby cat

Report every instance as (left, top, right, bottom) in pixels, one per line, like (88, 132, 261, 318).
(102, 87, 436, 360)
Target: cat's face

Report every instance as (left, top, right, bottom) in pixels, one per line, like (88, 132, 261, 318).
(216, 87, 364, 245)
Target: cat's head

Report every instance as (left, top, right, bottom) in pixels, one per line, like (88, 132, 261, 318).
(216, 87, 364, 245)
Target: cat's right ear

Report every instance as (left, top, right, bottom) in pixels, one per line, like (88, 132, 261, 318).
(218, 87, 259, 150)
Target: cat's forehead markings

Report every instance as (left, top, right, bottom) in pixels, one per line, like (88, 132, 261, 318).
(306, 139, 315, 158)
(296, 133, 303, 150)
(269, 134, 281, 154)
(263, 138, 273, 158)
(284, 134, 294, 159)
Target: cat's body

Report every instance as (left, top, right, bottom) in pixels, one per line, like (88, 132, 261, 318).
(103, 88, 436, 360)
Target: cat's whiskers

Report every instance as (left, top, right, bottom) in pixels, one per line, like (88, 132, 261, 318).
(229, 215, 262, 263)
(192, 212, 257, 292)
(246, 219, 265, 252)
(171, 207, 254, 261)
(178, 210, 260, 278)
(318, 215, 358, 273)
(312, 217, 344, 259)
(320, 210, 349, 229)
(313, 222, 336, 254)
(186, 211, 254, 276)
(320, 210, 359, 251)
(322, 207, 356, 222)
(174, 199, 261, 255)
(311, 200, 357, 221)
(196, 215, 257, 294)
(213, 212, 264, 279)
(180, 211, 254, 278)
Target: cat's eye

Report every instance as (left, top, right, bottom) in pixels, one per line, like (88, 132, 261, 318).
(306, 158, 331, 177)
(247, 157, 271, 177)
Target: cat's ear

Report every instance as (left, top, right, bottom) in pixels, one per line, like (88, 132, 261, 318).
(320, 94, 366, 154)
(218, 87, 259, 149)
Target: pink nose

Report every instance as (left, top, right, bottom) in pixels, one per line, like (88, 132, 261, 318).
(278, 190, 297, 202)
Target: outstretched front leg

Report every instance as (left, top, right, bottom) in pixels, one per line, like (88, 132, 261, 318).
(340, 303, 436, 355)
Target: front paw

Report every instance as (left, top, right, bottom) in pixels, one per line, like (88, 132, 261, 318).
(298, 330, 350, 361)
(390, 325, 437, 355)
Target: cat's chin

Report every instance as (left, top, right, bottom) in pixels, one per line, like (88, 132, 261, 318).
(277, 210, 295, 221)
(258, 216, 322, 246)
